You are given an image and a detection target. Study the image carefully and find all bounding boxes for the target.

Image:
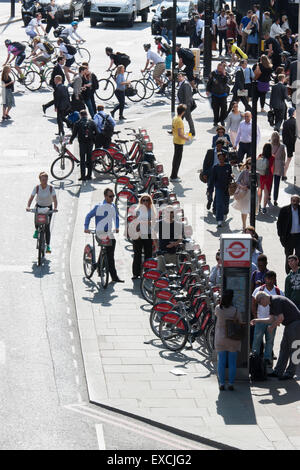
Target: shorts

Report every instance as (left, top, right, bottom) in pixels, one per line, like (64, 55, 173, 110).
(165, 54, 172, 70)
(184, 64, 194, 82)
(15, 52, 26, 66)
(26, 30, 37, 39)
(286, 146, 295, 158)
(65, 57, 75, 68)
(35, 55, 50, 65)
(153, 62, 165, 80)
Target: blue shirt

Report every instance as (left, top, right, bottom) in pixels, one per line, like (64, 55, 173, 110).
(116, 73, 125, 91)
(241, 16, 251, 29)
(243, 66, 254, 84)
(84, 200, 119, 232)
(93, 111, 116, 133)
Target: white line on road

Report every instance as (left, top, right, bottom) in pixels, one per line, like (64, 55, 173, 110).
(0, 342, 6, 365)
(73, 360, 78, 370)
(68, 319, 73, 327)
(69, 331, 74, 341)
(64, 295, 68, 303)
(71, 346, 76, 355)
(95, 424, 106, 450)
(75, 375, 80, 385)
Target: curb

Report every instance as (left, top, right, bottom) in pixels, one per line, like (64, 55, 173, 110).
(0, 17, 22, 27)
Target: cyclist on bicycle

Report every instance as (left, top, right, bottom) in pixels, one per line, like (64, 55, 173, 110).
(26, 172, 58, 254)
(84, 188, 124, 283)
(57, 38, 76, 83)
(29, 36, 53, 69)
(141, 44, 166, 93)
(105, 47, 131, 71)
(154, 36, 172, 71)
(175, 44, 197, 93)
(60, 21, 85, 44)
(227, 38, 248, 65)
(25, 13, 46, 40)
(3, 40, 26, 81)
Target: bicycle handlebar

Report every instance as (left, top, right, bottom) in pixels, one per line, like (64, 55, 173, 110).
(27, 208, 58, 214)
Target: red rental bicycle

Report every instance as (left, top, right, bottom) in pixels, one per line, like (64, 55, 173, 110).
(50, 137, 114, 180)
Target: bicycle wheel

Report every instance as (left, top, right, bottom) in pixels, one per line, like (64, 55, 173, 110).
(140, 277, 154, 304)
(38, 230, 45, 267)
(149, 309, 162, 338)
(92, 149, 114, 175)
(99, 250, 109, 289)
(51, 155, 75, 180)
(75, 47, 91, 65)
(205, 321, 215, 354)
(127, 80, 146, 103)
(83, 244, 96, 279)
(140, 78, 155, 99)
(159, 313, 189, 352)
(96, 79, 115, 101)
(24, 70, 41, 91)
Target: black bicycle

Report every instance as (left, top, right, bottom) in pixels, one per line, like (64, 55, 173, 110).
(28, 208, 57, 266)
(83, 229, 112, 288)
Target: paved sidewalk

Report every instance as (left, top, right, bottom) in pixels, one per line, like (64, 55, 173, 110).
(70, 102, 300, 450)
(0, 2, 21, 27)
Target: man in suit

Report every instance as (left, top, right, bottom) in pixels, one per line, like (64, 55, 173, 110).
(54, 75, 71, 136)
(289, 59, 298, 106)
(228, 60, 252, 113)
(72, 66, 86, 112)
(202, 138, 226, 210)
(282, 107, 297, 180)
(277, 195, 300, 274)
(270, 73, 288, 132)
(177, 72, 195, 137)
(42, 56, 65, 115)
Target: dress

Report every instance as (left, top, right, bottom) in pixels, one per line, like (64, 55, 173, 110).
(214, 305, 242, 353)
(232, 169, 251, 214)
(1, 76, 15, 107)
(259, 155, 275, 192)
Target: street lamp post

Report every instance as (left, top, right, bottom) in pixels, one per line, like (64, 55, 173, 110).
(11, 0, 15, 18)
(171, 0, 177, 114)
(250, 81, 258, 228)
(203, 0, 213, 80)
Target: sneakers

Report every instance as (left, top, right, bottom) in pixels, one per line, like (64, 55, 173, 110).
(33, 230, 38, 239)
(170, 178, 181, 183)
(46, 245, 51, 254)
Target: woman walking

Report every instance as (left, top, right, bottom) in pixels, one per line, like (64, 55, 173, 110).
(130, 194, 157, 280)
(215, 289, 242, 391)
(253, 55, 273, 112)
(111, 65, 130, 121)
(1, 65, 15, 121)
(245, 14, 259, 58)
(258, 143, 275, 214)
(225, 102, 243, 146)
(271, 131, 286, 207)
(232, 158, 251, 231)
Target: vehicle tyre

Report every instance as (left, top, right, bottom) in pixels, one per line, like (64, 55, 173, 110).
(96, 78, 115, 101)
(79, 8, 84, 21)
(126, 80, 146, 102)
(127, 13, 134, 27)
(23, 15, 31, 27)
(44, 67, 54, 90)
(83, 244, 96, 279)
(141, 11, 148, 22)
(149, 309, 162, 337)
(24, 71, 41, 91)
(159, 314, 189, 352)
(69, 9, 74, 23)
(38, 231, 45, 267)
(205, 321, 215, 354)
(51, 155, 75, 180)
(99, 251, 109, 289)
(90, 18, 97, 27)
(140, 78, 155, 99)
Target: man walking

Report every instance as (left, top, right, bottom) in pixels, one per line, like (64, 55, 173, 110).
(84, 188, 124, 283)
(208, 150, 232, 228)
(285, 255, 300, 309)
(206, 63, 229, 127)
(234, 111, 261, 164)
(53, 75, 71, 136)
(177, 72, 195, 137)
(216, 9, 228, 57)
(93, 104, 115, 149)
(277, 195, 300, 274)
(282, 107, 297, 180)
(202, 138, 226, 211)
(170, 104, 190, 183)
(270, 74, 288, 132)
(69, 110, 98, 181)
(72, 66, 86, 112)
(43, 56, 65, 115)
(45, 0, 58, 35)
(228, 60, 252, 113)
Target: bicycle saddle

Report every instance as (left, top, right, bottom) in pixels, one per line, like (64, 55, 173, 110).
(165, 263, 177, 270)
(174, 294, 187, 302)
(115, 139, 129, 144)
(168, 284, 181, 291)
(168, 274, 181, 281)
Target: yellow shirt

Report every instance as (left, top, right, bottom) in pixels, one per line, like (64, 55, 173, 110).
(172, 116, 185, 145)
(232, 44, 248, 60)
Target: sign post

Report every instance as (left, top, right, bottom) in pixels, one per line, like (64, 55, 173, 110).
(220, 234, 252, 380)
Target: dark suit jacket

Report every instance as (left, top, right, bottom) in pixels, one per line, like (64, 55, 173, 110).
(54, 83, 71, 111)
(270, 82, 288, 110)
(282, 117, 297, 148)
(202, 149, 215, 175)
(290, 60, 297, 88)
(232, 68, 245, 93)
(277, 204, 300, 245)
(50, 64, 65, 90)
(177, 81, 193, 107)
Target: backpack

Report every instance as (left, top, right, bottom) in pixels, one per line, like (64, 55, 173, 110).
(78, 119, 94, 142)
(102, 114, 114, 138)
(11, 42, 26, 53)
(249, 353, 267, 381)
(180, 48, 195, 64)
(259, 285, 281, 295)
(161, 42, 172, 56)
(65, 44, 77, 56)
(43, 41, 55, 55)
(115, 52, 131, 67)
(36, 185, 53, 194)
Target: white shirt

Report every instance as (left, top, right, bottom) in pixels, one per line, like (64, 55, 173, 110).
(146, 50, 164, 65)
(26, 18, 41, 32)
(217, 15, 227, 30)
(270, 22, 285, 39)
(291, 207, 300, 234)
(32, 185, 56, 207)
(59, 43, 73, 60)
(196, 19, 204, 36)
(253, 285, 284, 318)
(61, 26, 83, 42)
(235, 120, 261, 146)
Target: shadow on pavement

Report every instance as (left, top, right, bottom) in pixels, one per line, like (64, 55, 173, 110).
(82, 277, 118, 306)
(252, 374, 300, 407)
(216, 383, 257, 425)
(23, 259, 54, 278)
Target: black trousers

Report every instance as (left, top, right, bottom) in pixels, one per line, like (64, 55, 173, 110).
(46, 16, 58, 34)
(228, 93, 252, 113)
(95, 133, 111, 149)
(79, 141, 94, 178)
(284, 234, 300, 274)
(57, 108, 70, 135)
(113, 89, 125, 118)
(132, 238, 153, 277)
(218, 30, 227, 55)
(273, 107, 285, 132)
(183, 106, 195, 135)
(44, 98, 54, 111)
(211, 95, 227, 125)
(171, 144, 183, 179)
(106, 238, 118, 279)
(237, 142, 252, 164)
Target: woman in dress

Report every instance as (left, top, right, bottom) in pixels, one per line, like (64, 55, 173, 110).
(1, 65, 15, 121)
(271, 131, 286, 206)
(258, 143, 275, 214)
(253, 55, 273, 112)
(232, 157, 251, 231)
(225, 102, 243, 147)
(215, 289, 242, 391)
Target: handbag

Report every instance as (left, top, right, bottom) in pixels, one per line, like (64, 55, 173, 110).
(256, 156, 269, 176)
(226, 309, 245, 341)
(257, 81, 270, 93)
(125, 86, 137, 97)
(234, 185, 248, 200)
(199, 170, 208, 183)
(228, 179, 237, 196)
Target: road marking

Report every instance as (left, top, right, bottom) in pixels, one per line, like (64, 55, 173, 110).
(66, 307, 70, 315)
(95, 424, 106, 450)
(64, 294, 68, 303)
(75, 375, 80, 385)
(73, 360, 78, 369)
(68, 319, 73, 327)
(69, 331, 74, 341)
(71, 346, 76, 355)
(0, 342, 6, 365)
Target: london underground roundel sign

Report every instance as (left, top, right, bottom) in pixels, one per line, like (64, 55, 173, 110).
(223, 239, 251, 267)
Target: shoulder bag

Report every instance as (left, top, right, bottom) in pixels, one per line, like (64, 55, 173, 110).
(226, 309, 245, 341)
(256, 156, 269, 176)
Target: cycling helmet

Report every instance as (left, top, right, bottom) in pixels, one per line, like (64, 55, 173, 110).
(143, 43, 151, 50)
(71, 21, 78, 26)
(281, 51, 291, 58)
(105, 47, 113, 53)
(4, 39, 11, 46)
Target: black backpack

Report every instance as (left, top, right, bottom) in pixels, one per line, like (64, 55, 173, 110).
(102, 114, 114, 138)
(249, 353, 267, 382)
(78, 120, 94, 142)
(161, 42, 172, 56)
(65, 44, 77, 55)
(11, 42, 26, 53)
(180, 48, 195, 64)
(115, 52, 131, 67)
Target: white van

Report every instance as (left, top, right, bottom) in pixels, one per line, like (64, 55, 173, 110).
(90, 0, 153, 28)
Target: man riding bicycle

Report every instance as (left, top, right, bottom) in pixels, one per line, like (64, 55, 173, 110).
(105, 47, 131, 71)
(176, 44, 197, 93)
(25, 13, 46, 40)
(60, 21, 85, 44)
(141, 44, 166, 93)
(29, 36, 53, 69)
(3, 40, 26, 81)
(84, 188, 124, 283)
(26, 172, 58, 254)
(154, 36, 172, 71)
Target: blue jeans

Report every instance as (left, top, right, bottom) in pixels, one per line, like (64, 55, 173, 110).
(215, 187, 229, 222)
(217, 351, 238, 385)
(84, 98, 94, 119)
(252, 323, 276, 360)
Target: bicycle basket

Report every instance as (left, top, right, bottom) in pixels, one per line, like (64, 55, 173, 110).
(96, 235, 112, 247)
(36, 214, 48, 225)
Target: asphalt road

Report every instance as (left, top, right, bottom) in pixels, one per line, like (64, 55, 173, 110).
(0, 15, 214, 451)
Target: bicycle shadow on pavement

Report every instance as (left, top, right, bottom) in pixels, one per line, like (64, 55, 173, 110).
(82, 277, 118, 306)
(23, 259, 54, 278)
